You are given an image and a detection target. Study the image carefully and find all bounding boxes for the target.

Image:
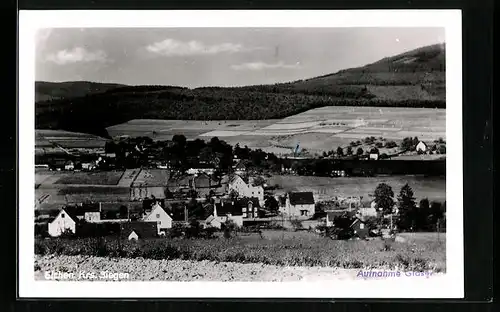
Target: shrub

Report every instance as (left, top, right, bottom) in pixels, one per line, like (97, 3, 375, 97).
(290, 219, 303, 231)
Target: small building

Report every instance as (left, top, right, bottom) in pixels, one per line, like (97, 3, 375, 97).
(233, 161, 247, 175)
(48, 207, 79, 237)
(280, 192, 315, 218)
(142, 202, 173, 235)
(369, 152, 379, 160)
(416, 141, 428, 153)
(351, 218, 369, 239)
(186, 164, 216, 176)
(120, 221, 158, 240)
(357, 207, 378, 219)
(81, 162, 96, 171)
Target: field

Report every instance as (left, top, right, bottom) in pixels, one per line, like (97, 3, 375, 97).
(34, 230, 446, 272)
(106, 106, 445, 155)
(36, 129, 107, 149)
(54, 171, 125, 185)
(269, 175, 446, 202)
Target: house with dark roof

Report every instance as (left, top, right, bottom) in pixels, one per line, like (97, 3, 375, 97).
(326, 210, 357, 227)
(237, 197, 260, 219)
(280, 191, 315, 218)
(350, 218, 370, 239)
(120, 221, 158, 240)
(205, 200, 243, 228)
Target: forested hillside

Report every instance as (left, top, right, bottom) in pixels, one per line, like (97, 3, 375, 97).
(36, 43, 445, 138)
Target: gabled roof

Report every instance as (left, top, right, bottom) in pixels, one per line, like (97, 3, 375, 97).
(234, 161, 246, 170)
(143, 203, 172, 220)
(120, 221, 158, 238)
(61, 206, 82, 221)
(194, 173, 212, 188)
(228, 174, 245, 185)
(288, 192, 315, 205)
(350, 218, 367, 228)
(167, 175, 192, 188)
(236, 197, 260, 208)
(215, 202, 243, 216)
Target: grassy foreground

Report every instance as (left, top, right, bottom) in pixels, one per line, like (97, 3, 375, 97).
(35, 231, 445, 272)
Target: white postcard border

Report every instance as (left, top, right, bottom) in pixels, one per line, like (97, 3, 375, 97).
(18, 9, 463, 298)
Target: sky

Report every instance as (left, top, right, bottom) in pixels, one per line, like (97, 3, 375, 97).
(35, 27, 445, 88)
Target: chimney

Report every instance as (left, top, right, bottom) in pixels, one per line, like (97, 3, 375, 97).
(99, 202, 102, 213)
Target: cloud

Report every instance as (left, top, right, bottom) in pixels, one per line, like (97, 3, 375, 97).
(231, 61, 302, 71)
(45, 47, 108, 65)
(145, 38, 248, 56)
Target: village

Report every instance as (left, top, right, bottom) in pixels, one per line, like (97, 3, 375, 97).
(35, 134, 446, 242)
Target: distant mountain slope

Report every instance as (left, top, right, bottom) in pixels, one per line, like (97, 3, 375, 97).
(35, 43, 445, 138)
(35, 81, 127, 102)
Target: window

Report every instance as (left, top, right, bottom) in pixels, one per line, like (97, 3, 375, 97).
(61, 213, 65, 218)
(360, 223, 365, 229)
(156, 214, 160, 218)
(301, 210, 308, 216)
(252, 192, 254, 195)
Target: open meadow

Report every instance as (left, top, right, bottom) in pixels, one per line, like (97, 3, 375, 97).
(269, 175, 446, 203)
(105, 106, 446, 155)
(34, 230, 446, 273)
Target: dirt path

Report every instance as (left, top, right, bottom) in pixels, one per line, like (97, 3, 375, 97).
(35, 255, 444, 282)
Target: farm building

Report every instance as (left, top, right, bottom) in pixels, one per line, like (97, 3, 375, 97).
(142, 202, 173, 235)
(228, 175, 264, 206)
(280, 192, 315, 218)
(205, 200, 244, 228)
(369, 152, 379, 160)
(120, 221, 158, 240)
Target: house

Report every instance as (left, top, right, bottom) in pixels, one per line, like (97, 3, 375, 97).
(238, 197, 260, 219)
(79, 204, 101, 223)
(64, 161, 75, 171)
(120, 221, 158, 240)
(351, 218, 370, 239)
(228, 175, 264, 206)
(416, 141, 428, 153)
(48, 207, 79, 237)
(325, 210, 357, 227)
(194, 173, 213, 189)
(205, 200, 243, 228)
(280, 192, 315, 218)
(142, 202, 173, 235)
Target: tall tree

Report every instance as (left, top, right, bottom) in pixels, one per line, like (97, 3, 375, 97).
(336, 146, 344, 157)
(396, 183, 417, 231)
(346, 146, 353, 155)
(356, 147, 364, 156)
(373, 183, 394, 216)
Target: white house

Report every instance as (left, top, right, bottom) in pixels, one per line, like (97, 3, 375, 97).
(369, 153, 379, 160)
(142, 202, 173, 235)
(228, 175, 264, 206)
(279, 192, 315, 218)
(416, 141, 428, 153)
(48, 207, 78, 237)
(82, 162, 96, 171)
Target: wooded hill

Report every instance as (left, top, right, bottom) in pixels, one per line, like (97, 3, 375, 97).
(36, 43, 445, 138)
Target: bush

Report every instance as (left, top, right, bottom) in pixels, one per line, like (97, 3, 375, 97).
(290, 219, 303, 231)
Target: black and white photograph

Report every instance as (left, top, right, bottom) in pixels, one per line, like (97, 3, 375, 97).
(19, 10, 463, 298)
